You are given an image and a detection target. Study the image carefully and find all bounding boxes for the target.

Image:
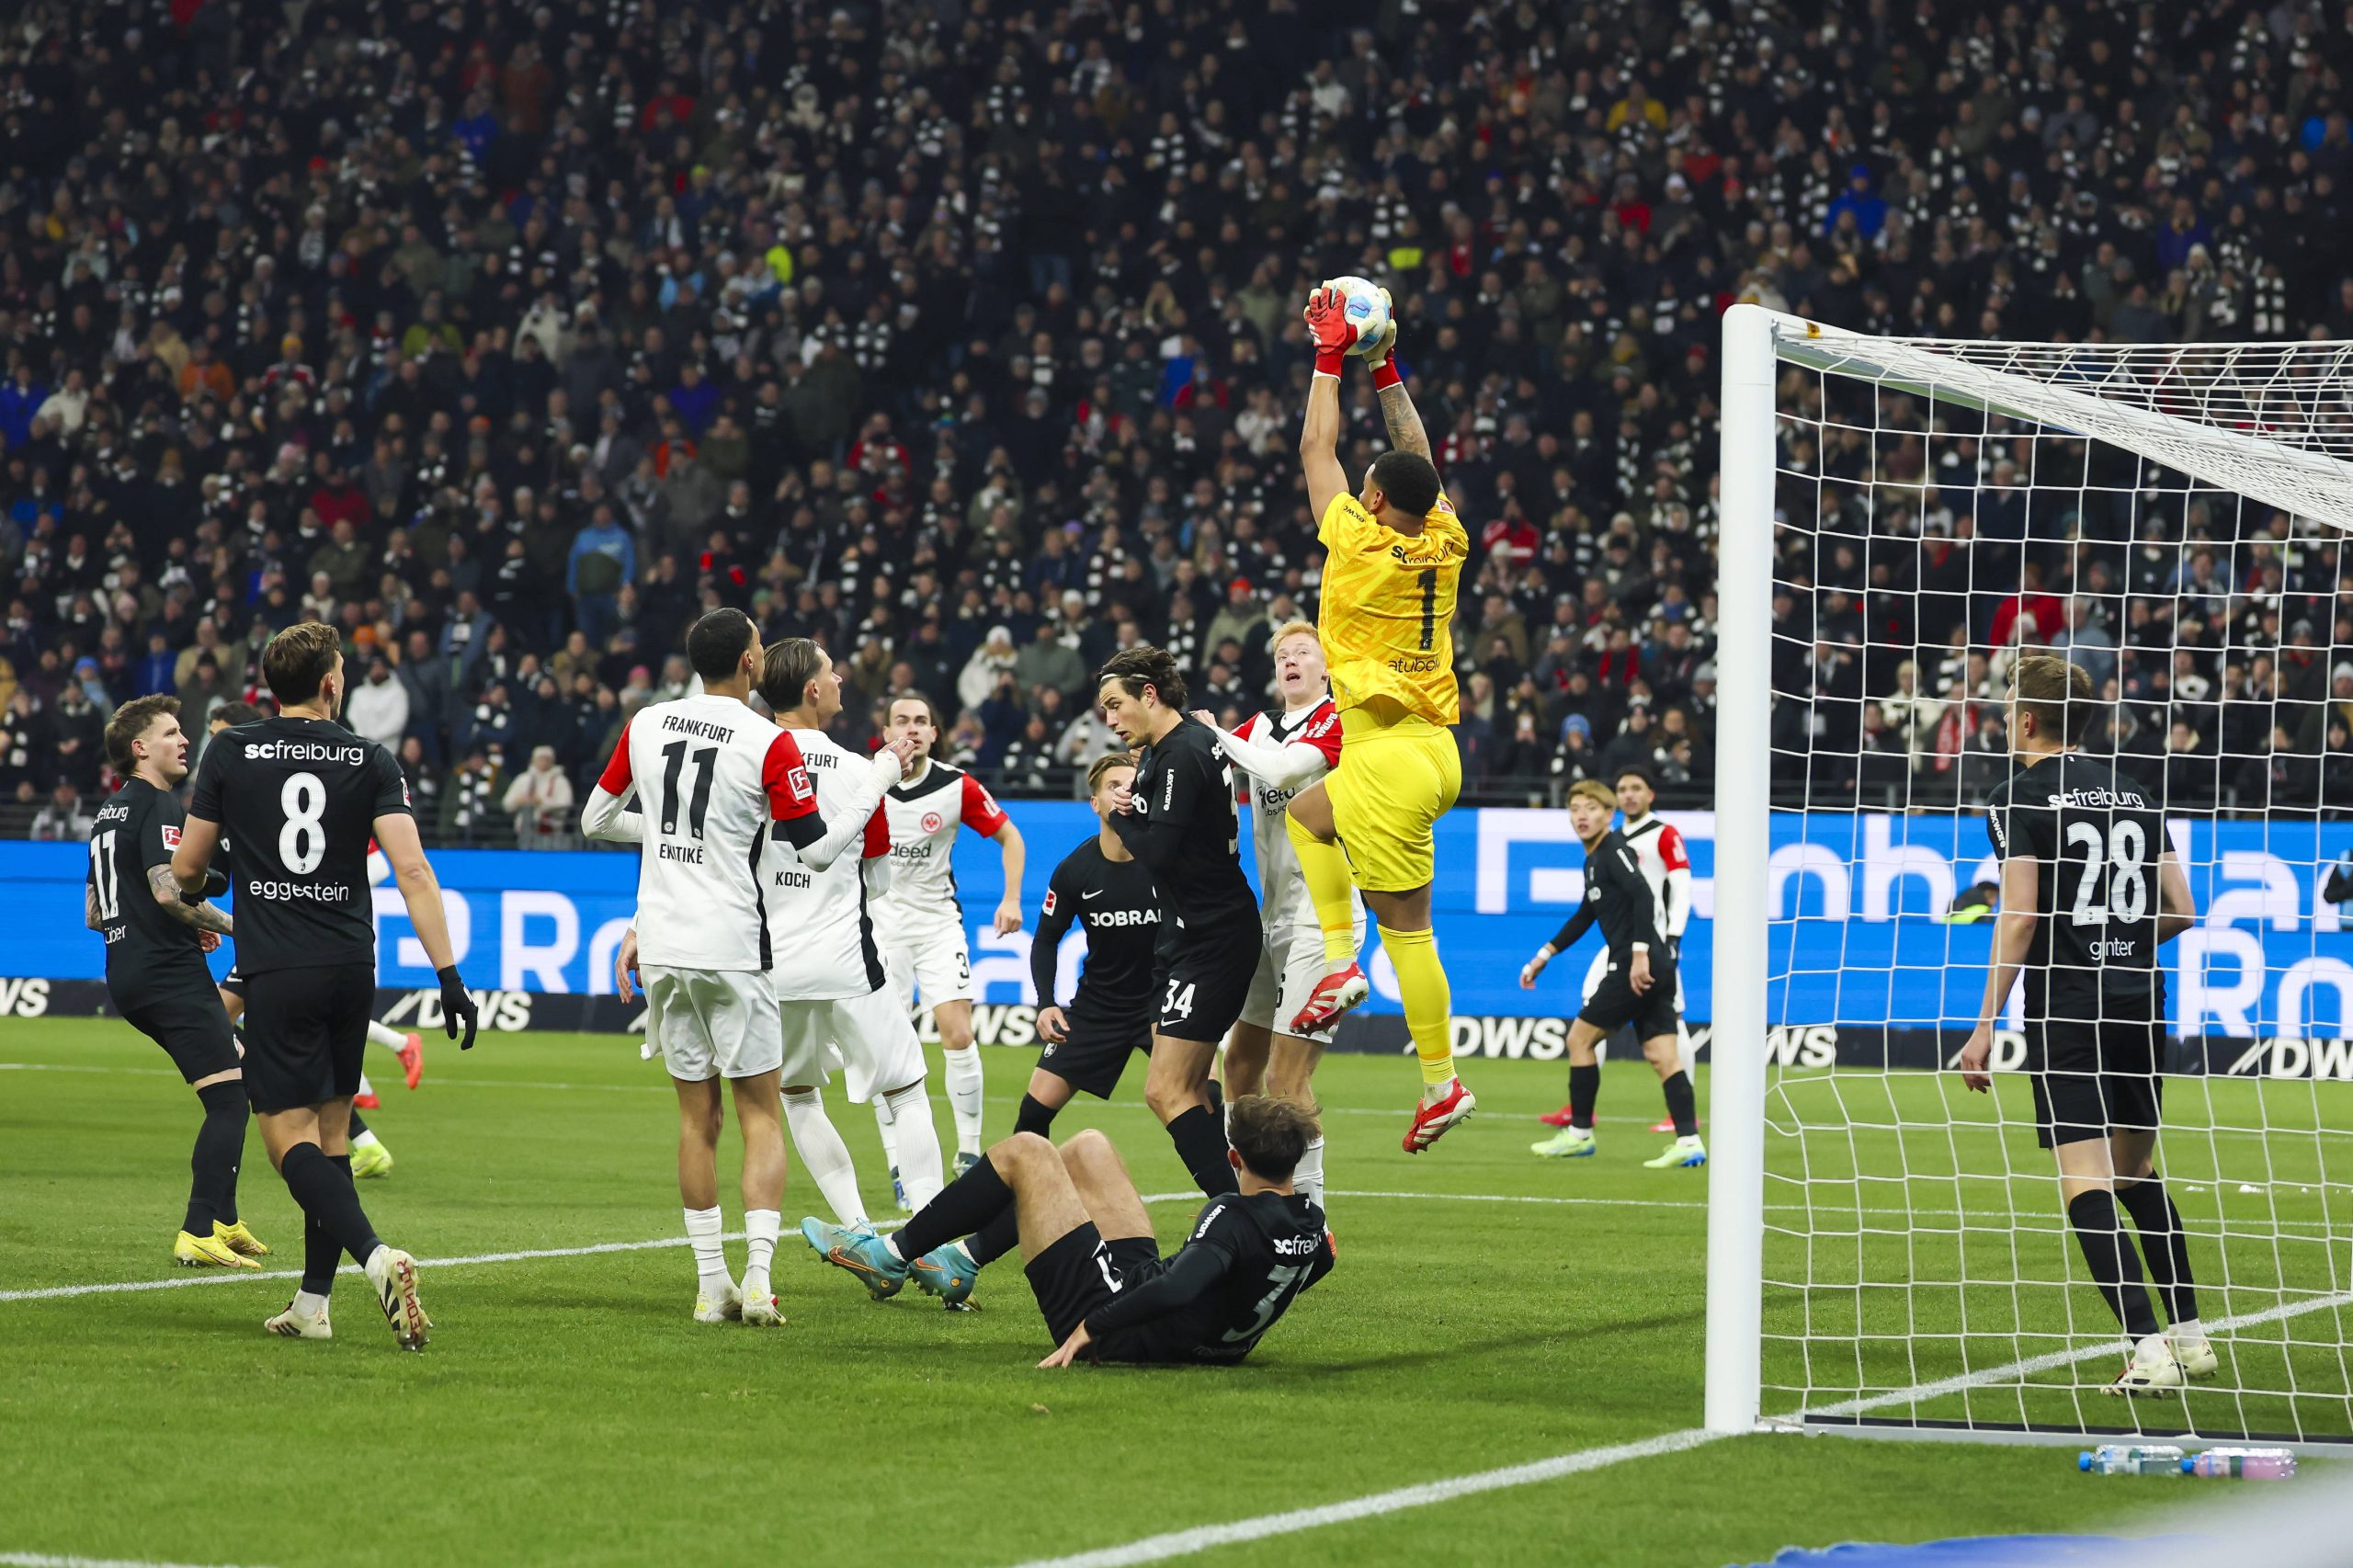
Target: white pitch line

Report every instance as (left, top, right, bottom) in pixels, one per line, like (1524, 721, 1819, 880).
(0, 1555, 275, 1568)
(1001, 1427, 1724, 1568)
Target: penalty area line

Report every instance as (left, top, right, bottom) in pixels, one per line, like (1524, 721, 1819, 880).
(0, 1554, 278, 1568)
(999, 1427, 1723, 1568)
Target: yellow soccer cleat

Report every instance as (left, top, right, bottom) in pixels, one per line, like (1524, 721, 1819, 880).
(349, 1139, 394, 1179)
(214, 1219, 270, 1258)
(175, 1229, 259, 1269)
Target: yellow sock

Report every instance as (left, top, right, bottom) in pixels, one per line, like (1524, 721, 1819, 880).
(1379, 925, 1455, 1086)
(1286, 812, 1362, 967)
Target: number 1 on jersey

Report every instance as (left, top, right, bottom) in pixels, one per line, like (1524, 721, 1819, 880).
(1416, 567, 1437, 651)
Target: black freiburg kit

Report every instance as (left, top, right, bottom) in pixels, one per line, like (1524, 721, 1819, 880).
(1106, 716, 1262, 1043)
(1029, 838, 1162, 1097)
(1028, 1189, 1336, 1364)
(1548, 829, 1677, 1041)
(88, 778, 238, 1082)
(1986, 753, 2168, 1149)
(189, 717, 412, 1113)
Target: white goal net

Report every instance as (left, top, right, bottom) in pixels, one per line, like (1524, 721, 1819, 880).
(1705, 307, 2353, 1449)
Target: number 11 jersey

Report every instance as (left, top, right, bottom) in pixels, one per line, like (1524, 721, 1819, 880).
(1985, 752, 2166, 1027)
(188, 716, 413, 976)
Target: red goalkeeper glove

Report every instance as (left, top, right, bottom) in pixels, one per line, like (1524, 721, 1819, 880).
(1304, 286, 1358, 375)
(1363, 308, 1402, 391)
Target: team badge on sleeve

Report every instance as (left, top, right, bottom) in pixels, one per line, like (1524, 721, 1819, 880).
(161, 824, 182, 848)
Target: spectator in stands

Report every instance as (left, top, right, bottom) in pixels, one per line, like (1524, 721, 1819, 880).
(28, 779, 92, 842)
(504, 744, 578, 847)
(347, 656, 413, 749)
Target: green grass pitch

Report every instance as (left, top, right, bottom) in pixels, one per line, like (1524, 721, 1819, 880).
(2, 1019, 2299, 1567)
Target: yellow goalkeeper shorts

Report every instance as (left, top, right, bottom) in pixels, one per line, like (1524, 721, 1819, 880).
(1324, 709, 1462, 893)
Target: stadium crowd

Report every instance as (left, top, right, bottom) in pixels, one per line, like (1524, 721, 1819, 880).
(6, 0, 2353, 842)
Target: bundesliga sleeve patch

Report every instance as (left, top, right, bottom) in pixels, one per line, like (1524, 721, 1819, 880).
(1041, 889, 1057, 915)
(789, 767, 813, 802)
(161, 824, 182, 848)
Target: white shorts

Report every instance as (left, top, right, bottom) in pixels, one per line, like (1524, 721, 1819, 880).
(1239, 910, 1367, 1045)
(780, 986, 929, 1103)
(882, 923, 973, 1010)
(643, 965, 782, 1083)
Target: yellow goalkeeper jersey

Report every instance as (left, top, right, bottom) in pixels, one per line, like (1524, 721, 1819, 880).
(1315, 489, 1468, 727)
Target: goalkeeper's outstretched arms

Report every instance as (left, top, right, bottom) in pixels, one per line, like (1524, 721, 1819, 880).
(1298, 284, 1354, 520)
(1361, 306, 1430, 469)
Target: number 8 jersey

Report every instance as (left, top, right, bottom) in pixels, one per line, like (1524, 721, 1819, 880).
(1984, 752, 2167, 1027)
(188, 715, 414, 975)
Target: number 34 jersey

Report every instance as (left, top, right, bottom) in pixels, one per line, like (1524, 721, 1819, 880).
(1985, 752, 2167, 1027)
(189, 716, 413, 976)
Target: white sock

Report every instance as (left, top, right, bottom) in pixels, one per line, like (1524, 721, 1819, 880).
(2171, 1316, 2206, 1345)
(1295, 1134, 1326, 1210)
(351, 1129, 382, 1150)
(872, 1097, 901, 1169)
(943, 1045, 985, 1154)
(684, 1204, 729, 1291)
(744, 1209, 780, 1278)
(366, 1019, 408, 1051)
(883, 1080, 948, 1210)
(785, 1090, 869, 1229)
(358, 1072, 374, 1097)
(292, 1289, 329, 1316)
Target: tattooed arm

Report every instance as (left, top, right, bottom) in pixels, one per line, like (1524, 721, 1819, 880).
(1375, 375, 1433, 464)
(148, 864, 234, 936)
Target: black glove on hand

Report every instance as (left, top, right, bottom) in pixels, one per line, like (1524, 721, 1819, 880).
(182, 868, 231, 903)
(438, 965, 479, 1050)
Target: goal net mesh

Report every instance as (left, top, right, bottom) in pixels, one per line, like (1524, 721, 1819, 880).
(1757, 324, 2353, 1444)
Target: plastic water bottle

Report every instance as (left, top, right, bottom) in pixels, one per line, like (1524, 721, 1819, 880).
(2079, 1444, 2187, 1474)
(2183, 1448, 2298, 1479)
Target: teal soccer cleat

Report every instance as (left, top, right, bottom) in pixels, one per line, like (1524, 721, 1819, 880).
(801, 1217, 909, 1300)
(913, 1242, 980, 1308)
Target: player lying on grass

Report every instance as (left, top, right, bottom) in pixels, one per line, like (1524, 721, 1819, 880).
(207, 700, 426, 1179)
(1519, 780, 1705, 1169)
(804, 1096, 1333, 1367)
(1285, 285, 1475, 1153)
(1194, 620, 1359, 1207)
(1959, 654, 2213, 1395)
(84, 695, 263, 1269)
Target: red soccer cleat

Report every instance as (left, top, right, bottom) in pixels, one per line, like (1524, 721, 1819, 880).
(1540, 1104, 1576, 1127)
(1290, 962, 1370, 1036)
(1403, 1077, 1477, 1153)
(354, 1090, 381, 1109)
(398, 1032, 424, 1091)
(1650, 1118, 1676, 1134)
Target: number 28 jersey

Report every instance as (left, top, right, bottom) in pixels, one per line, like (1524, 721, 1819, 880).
(1985, 752, 2166, 1027)
(188, 716, 412, 976)
(1315, 488, 1468, 726)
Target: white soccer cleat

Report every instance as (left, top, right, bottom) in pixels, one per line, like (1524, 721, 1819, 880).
(2105, 1334, 2184, 1397)
(2174, 1337, 2220, 1380)
(264, 1298, 332, 1340)
(364, 1245, 430, 1352)
(693, 1279, 745, 1324)
(739, 1271, 783, 1327)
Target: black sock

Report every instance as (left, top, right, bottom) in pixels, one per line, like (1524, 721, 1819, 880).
(1014, 1094, 1059, 1139)
(185, 1081, 248, 1234)
(893, 1153, 1015, 1260)
(280, 1142, 382, 1281)
(347, 1108, 369, 1140)
(1569, 1063, 1600, 1131)
(2118, 1176, 2200, 1326)
(1166, 1104, 1238, 1197)
(1660, 1070, 1698, 1138)
(966, 1205, 1021, 1268)
(1204, 1077, 1225, 1118)
(2065, 1188, 2162, 1339)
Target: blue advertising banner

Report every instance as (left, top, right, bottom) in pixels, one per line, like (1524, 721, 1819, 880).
(8, 808, 2353, 1038)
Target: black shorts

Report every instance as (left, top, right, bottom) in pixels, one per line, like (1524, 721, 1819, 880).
(1153, 926, 1260, 1043)
(1025, 1222, 1167, 1357)
(2029, 1018, 2164, 1150)
(238, 964, 376, 1113)
(117, 985, 241, 1084)
(219, 965, 245, 1000)
(1577, 959, 1679, 1042)
(1037, 1007, 1153, 1099)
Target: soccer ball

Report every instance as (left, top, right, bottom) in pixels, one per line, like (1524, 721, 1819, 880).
(1323, 276, 1391, 356)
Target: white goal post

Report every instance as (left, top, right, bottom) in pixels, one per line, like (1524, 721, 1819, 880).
(1706, 303, 2353, 1449)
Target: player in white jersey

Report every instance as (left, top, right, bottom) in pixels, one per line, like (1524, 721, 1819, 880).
(1195, 620, 1361, 1208)
(870, 694, 1028, 1190)
(585, 608, 909, 1325)
(749, 640, 958, 1256)
(1537, 767, 1695, 1132)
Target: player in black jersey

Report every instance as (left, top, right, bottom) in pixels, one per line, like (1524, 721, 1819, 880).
(1961, 655, 2211, 1396)
(85, 696, 265, 1270)
(170, 622, 478, 1351)
(812, 1095, 1333, 1363)
(1518, 780, 1705, 1168)
(1097, 645, 1263, 1198)
(1028, 755, 1163, 1124)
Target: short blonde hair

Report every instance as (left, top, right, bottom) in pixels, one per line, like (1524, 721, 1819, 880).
(1566, 779, 1616, 813)
(1269, 619, 1320, 653)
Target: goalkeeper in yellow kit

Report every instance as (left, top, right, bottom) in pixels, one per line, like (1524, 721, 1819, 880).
(1287, 283, 1474, 1153)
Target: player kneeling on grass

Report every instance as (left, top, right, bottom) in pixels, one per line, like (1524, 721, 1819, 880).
(1959, 654, 2213, 1396)
(805, 1096, 1333, 1367)
(1519, 780, 1704, 1168)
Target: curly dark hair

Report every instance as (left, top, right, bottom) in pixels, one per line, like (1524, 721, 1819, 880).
(1096, 644, 1187, 709)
